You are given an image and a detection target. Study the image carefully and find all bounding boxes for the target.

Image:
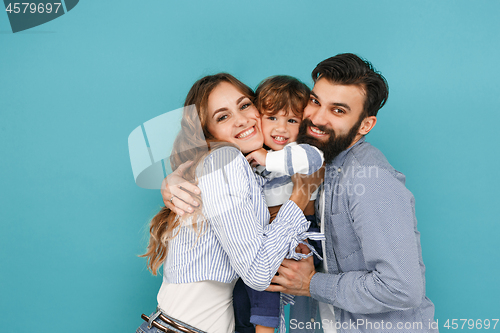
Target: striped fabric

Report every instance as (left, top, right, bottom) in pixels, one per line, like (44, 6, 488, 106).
(163, 146, 315, 291)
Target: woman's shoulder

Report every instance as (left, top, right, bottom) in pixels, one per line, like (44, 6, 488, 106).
(199, 145, 249, 175)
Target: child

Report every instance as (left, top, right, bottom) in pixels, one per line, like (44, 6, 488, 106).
(234, 76, 324, 333)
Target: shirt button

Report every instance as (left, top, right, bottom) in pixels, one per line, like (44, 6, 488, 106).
(337, 167, 342, 173)
(311, 318, 315, 322)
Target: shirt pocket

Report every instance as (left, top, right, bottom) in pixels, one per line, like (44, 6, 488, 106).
(330, 211, 361, 260)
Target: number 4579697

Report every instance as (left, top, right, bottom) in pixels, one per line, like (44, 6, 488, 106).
(5, 3, 62, 14)
(443, 319, 498, 330)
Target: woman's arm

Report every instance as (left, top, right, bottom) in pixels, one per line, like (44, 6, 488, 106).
(200, 147, 314, 291)
(162, 144, 324, 214)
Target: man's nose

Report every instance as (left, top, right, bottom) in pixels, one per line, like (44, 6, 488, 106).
(308, 107, 328, 126)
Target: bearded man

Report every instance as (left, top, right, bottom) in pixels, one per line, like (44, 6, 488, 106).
(266, 53, 437, 332)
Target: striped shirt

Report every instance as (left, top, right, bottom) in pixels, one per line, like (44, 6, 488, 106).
(163, 146, 313, 291)
(257, 142, 324, 207)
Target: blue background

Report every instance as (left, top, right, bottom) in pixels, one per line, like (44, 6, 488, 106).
(1, 1, 499, 332)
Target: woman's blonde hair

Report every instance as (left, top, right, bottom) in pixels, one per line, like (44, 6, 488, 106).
(141, 73, 255, 275)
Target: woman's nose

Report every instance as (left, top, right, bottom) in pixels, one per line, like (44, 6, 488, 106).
(234, 111, 249, 126)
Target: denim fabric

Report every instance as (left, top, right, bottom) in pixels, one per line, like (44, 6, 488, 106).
(136, 310, 206, 333)
(233, 215, 324, 332)
(233, 277, 280, 331)
(234, 278, 255, 333)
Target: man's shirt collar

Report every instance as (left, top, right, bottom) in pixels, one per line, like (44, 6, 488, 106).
(331, 136, 366, 168)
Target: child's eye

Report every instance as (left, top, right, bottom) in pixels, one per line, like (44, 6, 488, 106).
(267, 116, 277, 121)
(217, 115, 228, 122)
(288, 119, 299, 124)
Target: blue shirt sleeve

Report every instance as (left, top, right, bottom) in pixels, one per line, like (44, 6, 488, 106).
(310, 167, 424, 312)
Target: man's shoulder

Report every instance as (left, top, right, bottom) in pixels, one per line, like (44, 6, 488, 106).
(348, 141, 391, 168)
(345, 140, 406, 183)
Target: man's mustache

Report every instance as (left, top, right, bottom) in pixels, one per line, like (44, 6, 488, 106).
(300, 118, 335, 137)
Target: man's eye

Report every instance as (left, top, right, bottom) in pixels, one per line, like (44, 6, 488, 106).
(310, 98, 319, 105)
(217, 115, 228, 122)
(332, 108, 345, 114)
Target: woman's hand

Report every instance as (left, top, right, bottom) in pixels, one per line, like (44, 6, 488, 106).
(161, 161, 201, 216)
(288, 166, 325, 211)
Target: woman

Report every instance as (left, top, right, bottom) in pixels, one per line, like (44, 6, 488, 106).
(137, 73, 322, 333)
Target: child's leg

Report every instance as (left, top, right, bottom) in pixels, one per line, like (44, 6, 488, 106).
(256, 325, 275, 333)
(233, 278, 255, 333)
(245, 284, 280, 331)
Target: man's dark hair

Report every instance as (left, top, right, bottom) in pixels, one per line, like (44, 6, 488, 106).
(311, 53, 389, 117)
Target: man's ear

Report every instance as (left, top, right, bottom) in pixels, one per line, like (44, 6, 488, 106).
(358, 116, 377, 135)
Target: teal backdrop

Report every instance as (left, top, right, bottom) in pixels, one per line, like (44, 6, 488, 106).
(1, 1, 499, 332)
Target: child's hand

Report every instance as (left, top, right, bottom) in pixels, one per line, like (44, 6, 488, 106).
(245, 148, 268, 168)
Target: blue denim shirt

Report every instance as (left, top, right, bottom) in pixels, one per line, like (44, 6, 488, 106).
(289, 137, 437, 332)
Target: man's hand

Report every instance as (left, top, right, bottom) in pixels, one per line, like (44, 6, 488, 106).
(266, 243, 316, 296)
(245, 148, 268, 168)
(161, 161, 200, 216)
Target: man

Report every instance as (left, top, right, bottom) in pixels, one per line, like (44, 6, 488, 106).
(161, 53, 437, 332)
(266, 53, 437, 332)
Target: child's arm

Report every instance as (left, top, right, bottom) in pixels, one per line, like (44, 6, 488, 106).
(245, 148, 268, 168)
(266, 143, 324, 175)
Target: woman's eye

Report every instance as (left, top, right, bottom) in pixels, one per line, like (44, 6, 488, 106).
(217, 115, 228, 122)
(240, 103, 251, 110)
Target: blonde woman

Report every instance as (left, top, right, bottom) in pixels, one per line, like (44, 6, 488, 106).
(137, 73, 322, 333)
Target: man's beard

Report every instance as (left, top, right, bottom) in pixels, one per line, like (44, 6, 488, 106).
(297, 118, 362, 164)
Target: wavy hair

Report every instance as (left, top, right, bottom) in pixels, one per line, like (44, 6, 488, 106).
(141, 73, 255, 275)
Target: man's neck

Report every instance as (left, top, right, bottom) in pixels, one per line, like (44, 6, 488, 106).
(347, 134, 365, 150)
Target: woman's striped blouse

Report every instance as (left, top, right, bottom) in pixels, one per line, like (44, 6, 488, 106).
(163, 146, 311, 291)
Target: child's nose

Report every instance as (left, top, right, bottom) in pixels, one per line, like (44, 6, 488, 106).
(275, 122, 287, 132)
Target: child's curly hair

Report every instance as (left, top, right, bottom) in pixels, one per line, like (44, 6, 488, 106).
(255, 75, 310, 118)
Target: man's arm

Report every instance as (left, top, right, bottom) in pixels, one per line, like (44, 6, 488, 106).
(161, 161, 200, 215)
(270, 167, 424, 313)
